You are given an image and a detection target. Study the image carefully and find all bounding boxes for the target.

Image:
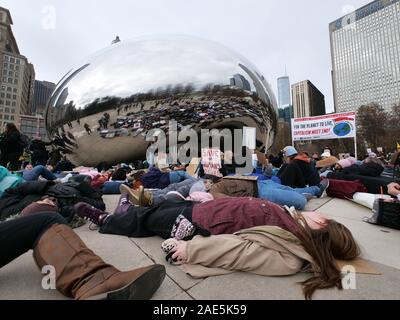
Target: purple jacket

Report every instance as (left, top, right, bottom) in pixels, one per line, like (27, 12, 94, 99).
(141, 167, 171, 189)
(192, 197, 301, 236)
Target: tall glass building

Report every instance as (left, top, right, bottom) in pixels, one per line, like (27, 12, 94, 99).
(330, 0, 400, 113)
(277, 75, 291, 108)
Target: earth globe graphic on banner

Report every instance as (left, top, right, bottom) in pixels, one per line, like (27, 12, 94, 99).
(333, 122, 352, 137)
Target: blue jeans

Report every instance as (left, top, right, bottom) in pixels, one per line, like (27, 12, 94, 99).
(169, 171, 195, 184)
(152, 179, 199, 206)
(258, 180, 320, 210)
(23, 165, 57, 181)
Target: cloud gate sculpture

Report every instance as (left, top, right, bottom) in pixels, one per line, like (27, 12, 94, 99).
(45, 35, 278, 166)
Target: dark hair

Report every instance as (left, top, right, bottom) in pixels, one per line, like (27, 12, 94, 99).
(111, 168, 127, 181)
(291, 216, 360, 300)
(5, 123, 19, 134)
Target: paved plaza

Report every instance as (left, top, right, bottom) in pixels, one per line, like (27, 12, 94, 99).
(1, 196, 400, 300)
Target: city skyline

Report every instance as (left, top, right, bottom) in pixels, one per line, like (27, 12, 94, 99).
(0, 0, 374, 114)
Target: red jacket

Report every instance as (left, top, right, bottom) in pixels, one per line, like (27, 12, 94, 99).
(192, 197, 301, 235)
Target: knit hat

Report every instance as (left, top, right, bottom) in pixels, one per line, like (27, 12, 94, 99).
(283, 146, 298, 157)
(321, 152, 331, 158)
(316, 156, 339, 168)
(346, 157, 357, 165)
(337, 159, 352, 169)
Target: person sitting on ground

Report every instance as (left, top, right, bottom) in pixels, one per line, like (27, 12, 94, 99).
(163, 208, 360, 300)
(278, 147, 322, 189)
(29, 136, 52, 166)
(0, 213, 166, 300)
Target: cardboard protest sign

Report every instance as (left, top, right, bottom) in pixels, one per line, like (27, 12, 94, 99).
(201, 148, 222, 177)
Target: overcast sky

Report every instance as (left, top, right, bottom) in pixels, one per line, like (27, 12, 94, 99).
(3, 0, 371, 113)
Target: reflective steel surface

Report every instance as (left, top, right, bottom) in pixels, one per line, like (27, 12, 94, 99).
(45, 35, 278, 166)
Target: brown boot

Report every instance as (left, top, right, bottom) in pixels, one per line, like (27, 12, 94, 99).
(33, 224, 166, 300)
(120, 185, 153, 207)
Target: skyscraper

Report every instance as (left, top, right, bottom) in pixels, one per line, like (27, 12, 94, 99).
(277, 75, 291, 108)
(292, 80, 326, 118)
(31, 80, 56, 115)
(0, 6, 35, 129)
(330, 0, 400, 113)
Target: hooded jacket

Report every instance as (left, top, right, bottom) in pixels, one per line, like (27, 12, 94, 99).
(278, 154, 320, 188)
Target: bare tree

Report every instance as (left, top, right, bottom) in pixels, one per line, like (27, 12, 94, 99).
(356, 103, 388, 153)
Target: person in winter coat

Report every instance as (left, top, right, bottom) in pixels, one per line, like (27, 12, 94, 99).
(278, 147, 322, 188)
(0, 213, 166, 300)
(75, 196, 359, 300)
(29, 136, 52, 166)
(0, 123, 24, 171)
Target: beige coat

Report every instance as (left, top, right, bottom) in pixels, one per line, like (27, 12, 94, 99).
(179, 226, 314, 278)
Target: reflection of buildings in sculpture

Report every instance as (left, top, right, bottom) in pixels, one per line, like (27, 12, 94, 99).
(45, 64, 90, 134)
(278, 105, 292, 125)
(238, 63, 277, 146)
(31, 80, 55, 116)
(20, 114, 47, 140)
(230, 74, 251, 91)
(0, 6, 35, 128)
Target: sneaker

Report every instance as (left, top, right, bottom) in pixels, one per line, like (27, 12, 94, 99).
(317, 179, 330, 198)
(74, 202, 109, 226)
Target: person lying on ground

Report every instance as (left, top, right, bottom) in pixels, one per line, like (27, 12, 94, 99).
(0, 212, 166, 300)
(120, 178, 213, 207)
(75, 193, 337, 244)
(210, 178, 329, 210)
(140, 166, 195, 189)
(164, 209, 360, 300)
(21, 164, 58, 182)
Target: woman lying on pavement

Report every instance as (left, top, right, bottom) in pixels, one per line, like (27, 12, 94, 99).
(73, 191, 354, 264)
(163, 208, 360, 300)
(0, 212, 166, 300)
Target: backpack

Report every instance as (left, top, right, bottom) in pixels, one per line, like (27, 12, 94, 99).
(325, 178, 368, 200)
(365, 199, 400, 230)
